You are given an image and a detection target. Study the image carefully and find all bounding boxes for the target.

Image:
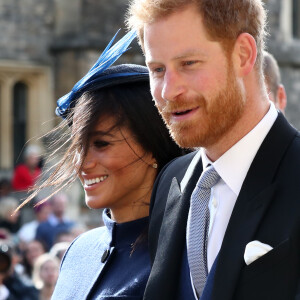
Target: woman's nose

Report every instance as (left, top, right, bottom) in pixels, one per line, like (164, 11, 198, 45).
(81, 149, 97, 170)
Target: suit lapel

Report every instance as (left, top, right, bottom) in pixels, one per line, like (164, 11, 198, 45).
(145, 155, 203, 300)
(212, 113, 298, 300)
(211, 183, 277, 300)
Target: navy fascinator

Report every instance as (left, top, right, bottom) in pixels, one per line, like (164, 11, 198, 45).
(55, 30, 149, 119)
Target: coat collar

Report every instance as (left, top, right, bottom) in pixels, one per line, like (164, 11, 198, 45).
(102, 209, 149, 248)
(145, 153, 203, 300)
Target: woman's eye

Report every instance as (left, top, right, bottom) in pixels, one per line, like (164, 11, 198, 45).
(92, 140, 110, 149)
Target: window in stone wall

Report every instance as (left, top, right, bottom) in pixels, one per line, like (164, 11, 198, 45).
(293, 0, 300, 38)
(13, 82, 28, 165)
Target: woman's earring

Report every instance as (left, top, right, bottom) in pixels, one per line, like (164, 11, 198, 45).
(152, 163, 158, 169)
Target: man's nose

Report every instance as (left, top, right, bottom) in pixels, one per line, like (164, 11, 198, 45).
(161, 69, 186, 101)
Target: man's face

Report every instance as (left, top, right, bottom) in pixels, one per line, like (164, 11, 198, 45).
(144, 5, 246, 148)
(265, 81, 287, 114)
(52, 196, 67, 218)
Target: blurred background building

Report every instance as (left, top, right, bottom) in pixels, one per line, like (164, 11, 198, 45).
(0, 0, 299, 221)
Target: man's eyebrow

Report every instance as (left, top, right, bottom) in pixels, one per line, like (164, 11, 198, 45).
(173, 50, 208, 60)
(146, 50, 208, 65)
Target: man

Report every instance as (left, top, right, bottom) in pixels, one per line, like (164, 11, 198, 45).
(263, 51, 287, 113)
(35, 193, 74, 251)
(18, 201, 51, 244)
(127, 1, 300, 299)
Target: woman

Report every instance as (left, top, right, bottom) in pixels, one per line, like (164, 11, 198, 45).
(32, 254, 60, 300)
(20, 239, 46, 284)
(24, 31, 184, 299)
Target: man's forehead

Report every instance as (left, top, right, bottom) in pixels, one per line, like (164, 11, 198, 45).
(143, 6, 213, 62)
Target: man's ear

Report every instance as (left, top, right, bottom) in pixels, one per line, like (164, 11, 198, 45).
(276, 84, 287, 113)
(232, 33, 257, 77)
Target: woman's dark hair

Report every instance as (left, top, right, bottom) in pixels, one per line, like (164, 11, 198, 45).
(73, 80, 182, 173)
(21, 79, 184, 207)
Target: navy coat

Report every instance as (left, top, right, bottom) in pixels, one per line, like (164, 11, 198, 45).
(52, 210, 150, 300)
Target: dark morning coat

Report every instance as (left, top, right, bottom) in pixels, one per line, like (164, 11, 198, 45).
(143, 113, 300, 300)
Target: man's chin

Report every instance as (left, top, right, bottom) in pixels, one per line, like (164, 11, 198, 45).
(168, 125, 203, 149)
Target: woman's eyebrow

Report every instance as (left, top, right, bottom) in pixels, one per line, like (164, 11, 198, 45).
(90, 131, 115, 137)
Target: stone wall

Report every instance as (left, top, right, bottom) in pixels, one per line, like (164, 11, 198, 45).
(0, 0, 54, 63)
(51, 0, 143, 101)
(265, 0, 300, 129)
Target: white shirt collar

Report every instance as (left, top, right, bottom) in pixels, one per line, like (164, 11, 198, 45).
(201, 102, 278, 195)
(181, 102, 278, 193)
(180, 150, 202, 191)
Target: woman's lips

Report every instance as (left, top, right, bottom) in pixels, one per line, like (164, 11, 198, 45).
(83, 175, 108, 191)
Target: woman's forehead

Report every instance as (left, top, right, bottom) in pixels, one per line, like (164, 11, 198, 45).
(92, 118, 132, 140)
(72, 112, 115, 134)
(94, 115, 119, 132)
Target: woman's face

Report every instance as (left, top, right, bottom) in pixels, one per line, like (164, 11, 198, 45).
(25, 241, 45, 266)
(78, 116, 157, 222)
(39, 260, 59, 287)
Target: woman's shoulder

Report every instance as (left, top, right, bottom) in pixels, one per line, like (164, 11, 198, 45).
(52, 225, 114, 299)
(61, 226, 110, 262)
(76, 225, 107, 241)
(73, 225, 108, 245)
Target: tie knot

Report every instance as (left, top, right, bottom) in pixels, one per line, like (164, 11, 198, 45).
(197, 165, 220, 189)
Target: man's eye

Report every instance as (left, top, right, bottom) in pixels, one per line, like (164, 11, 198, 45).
(150, 66, 165, 74)
(183, 60, 197, 66)
(155, 67, 165, 73)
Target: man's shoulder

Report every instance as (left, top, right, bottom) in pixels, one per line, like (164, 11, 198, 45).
(149, 150, 198, 214)
(167, 150, 197, 167)
(292, 130, 300, 147)
(36, 219, 51, 230)
(159, 150, 198, 181)
(290, 131, 300, 155)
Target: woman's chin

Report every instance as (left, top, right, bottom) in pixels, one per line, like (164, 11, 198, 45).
(85, 197, 105, 210)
